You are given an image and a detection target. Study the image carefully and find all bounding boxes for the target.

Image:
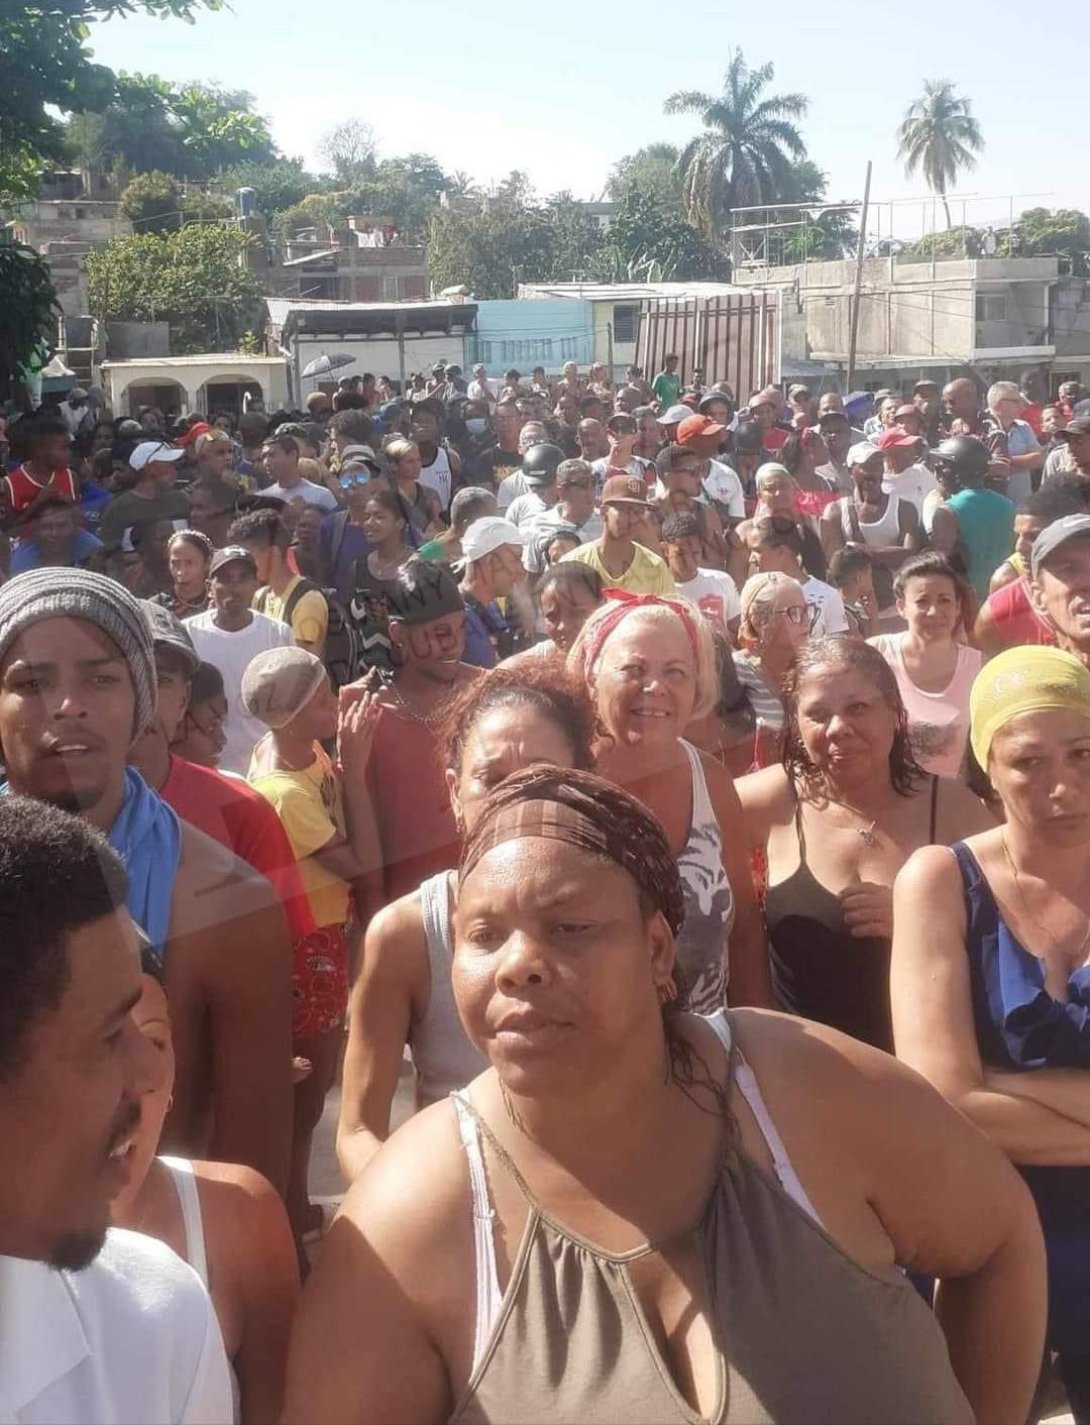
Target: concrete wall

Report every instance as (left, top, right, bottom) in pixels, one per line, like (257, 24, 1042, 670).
(468, 299, 594, 373)
(292, 334, 465, 394)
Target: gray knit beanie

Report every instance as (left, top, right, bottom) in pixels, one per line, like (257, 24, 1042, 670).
(0, 568, 158, 736)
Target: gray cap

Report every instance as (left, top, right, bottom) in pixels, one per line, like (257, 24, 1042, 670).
(1031, 514, 1090, 579)
(140, 600, 200, 676)
(241, 646, 327, 729)
(0, 568, 156, 736)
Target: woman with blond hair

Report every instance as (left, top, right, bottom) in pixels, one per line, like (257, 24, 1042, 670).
(570, 592, 771, 1012)
(383, 436, 443, 538)
(731, 570, 810, 768)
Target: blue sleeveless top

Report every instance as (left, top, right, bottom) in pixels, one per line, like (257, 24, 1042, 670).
(953, 841, 1090, 1356)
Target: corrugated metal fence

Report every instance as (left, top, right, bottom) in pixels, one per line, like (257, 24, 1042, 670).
(636, 292, 778, 396)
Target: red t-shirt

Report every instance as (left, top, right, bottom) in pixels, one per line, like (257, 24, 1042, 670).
(982, 577, 1056, 650)
(2, 464, 79, 516)
(762, 428, 789, 453)
(160, 754, 315, 938)
(363, 702, 459, 905)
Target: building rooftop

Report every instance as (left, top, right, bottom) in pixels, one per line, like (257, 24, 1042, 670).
(100, 354, 288, 370)
(517, 281, 758, 302)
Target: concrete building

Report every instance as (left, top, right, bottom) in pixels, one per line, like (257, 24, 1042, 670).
(101, 353, 290, 418)
(272, 217, 428, 303)
(266, 298, 478, 398)
(733, 254, 1090, 391)
(6, 172, 131, 318)
(469, 299, 596, 373)
(517, 281, 750, 379)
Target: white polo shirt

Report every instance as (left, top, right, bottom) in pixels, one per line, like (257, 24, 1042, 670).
(0, 1228, 231, 1423)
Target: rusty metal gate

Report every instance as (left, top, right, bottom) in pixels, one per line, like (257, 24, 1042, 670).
(636, 291, 779, 397)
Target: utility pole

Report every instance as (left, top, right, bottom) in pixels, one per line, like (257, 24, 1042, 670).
(846, 160, 872, 393)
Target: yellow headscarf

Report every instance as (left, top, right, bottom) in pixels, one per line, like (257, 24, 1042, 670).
(969, 646, 1090, 767)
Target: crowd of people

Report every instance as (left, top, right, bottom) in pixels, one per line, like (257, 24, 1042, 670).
(3, 356, 1090, 1423)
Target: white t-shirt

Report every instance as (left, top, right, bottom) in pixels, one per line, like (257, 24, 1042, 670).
(0, 1228, 231, 1424)
(467, 378, 498, 406)
(496, 469, 530, 512)
(801, 575, 849, 636)
(523, 506, 604, 572)
(262, 478, 338, 512)
(676, 569, 741, 634)
(187, 609, 294, 775)
(701, 459, 746, 519)
(505, 491, 549, 530)
(882, 462, 936, 515)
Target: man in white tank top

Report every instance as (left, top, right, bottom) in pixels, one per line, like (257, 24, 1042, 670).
(411, 400, 462, 515)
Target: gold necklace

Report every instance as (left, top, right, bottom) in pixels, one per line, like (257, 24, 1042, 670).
(1000, 831, 1090, 960)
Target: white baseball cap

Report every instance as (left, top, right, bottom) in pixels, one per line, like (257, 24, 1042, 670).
(847, 440, 882, 467)
(129, 440, 186, 471)
(462, 516, 525, 563)
(661, 405, 691, 425)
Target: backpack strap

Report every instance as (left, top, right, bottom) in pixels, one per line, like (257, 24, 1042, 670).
(329, 509, 351, 574)
(283, 576, 321, 627)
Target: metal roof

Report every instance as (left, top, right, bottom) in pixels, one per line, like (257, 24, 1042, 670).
(517, 281, 755, 303)
(265, 297, 478, 337)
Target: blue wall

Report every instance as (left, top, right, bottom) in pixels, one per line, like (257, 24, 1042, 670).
(467, 299, 594, 374)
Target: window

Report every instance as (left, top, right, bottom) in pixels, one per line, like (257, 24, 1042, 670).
(975, 292, 1007, 322)
(612, 304, 637, 343)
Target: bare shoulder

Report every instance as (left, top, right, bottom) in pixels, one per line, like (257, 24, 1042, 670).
(361, 888, 430, 987)
(731, 1006, 933, 1121)
(334, 1094, 473, 1299)
(191, 1160, 299, 1298)
(735, 763, 792, 821)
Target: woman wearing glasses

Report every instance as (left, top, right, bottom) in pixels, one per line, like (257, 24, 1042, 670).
(731, 571, 810, 768)
(742, 513, 849, 637)
(739, 636, 989, 1051)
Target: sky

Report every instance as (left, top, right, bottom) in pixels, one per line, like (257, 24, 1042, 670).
(88, 0, 1085, 242)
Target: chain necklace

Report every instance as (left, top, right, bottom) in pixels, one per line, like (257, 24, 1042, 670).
(818, 783, 882, 846)
(389, 678, 453, 728)
(1000, 830, 1090, 960)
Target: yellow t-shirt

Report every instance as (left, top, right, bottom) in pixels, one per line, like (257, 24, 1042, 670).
(561, 540, 676, 596)
(257, 576, 329, 656)
(248, 744, 349, 929)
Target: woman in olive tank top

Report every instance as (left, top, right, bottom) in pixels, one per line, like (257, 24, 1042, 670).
(286, 767, 1043, 1425)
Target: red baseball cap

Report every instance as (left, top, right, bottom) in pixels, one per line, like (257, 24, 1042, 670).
(877, 428, 921, 451)
(177, 421, 212, 448)
(677, 414, 726, 445)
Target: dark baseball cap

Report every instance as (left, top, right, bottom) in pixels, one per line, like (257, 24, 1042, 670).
(1031, 513, 1090, 579)
(209, 545, 257, 578)
(601, 474, 650, 507)
(140, 600, 200, 674)
(1057, 417, 1090, 441)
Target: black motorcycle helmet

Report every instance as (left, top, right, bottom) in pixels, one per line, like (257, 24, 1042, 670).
(932, 434, 989, 487)
(521, 441, 565, 488)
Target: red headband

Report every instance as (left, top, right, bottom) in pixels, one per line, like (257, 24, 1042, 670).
(581, 589, 700, 679)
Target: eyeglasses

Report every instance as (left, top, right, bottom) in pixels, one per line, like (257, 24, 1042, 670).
(769, 604, 807, 626)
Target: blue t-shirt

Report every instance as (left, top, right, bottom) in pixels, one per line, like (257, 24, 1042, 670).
(10, 528, 103, 574)
(462, 595, 509, 669)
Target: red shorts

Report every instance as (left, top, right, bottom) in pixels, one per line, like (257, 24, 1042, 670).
(291, 922, 350, 1039)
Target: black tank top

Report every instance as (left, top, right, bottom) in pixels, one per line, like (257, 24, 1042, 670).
(764, 778, 939, 1052)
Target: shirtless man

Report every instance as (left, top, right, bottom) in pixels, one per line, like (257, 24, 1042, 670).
(0, 568, 293, 1194)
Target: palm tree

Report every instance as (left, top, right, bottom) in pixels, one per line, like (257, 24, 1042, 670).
(897, 81, 984, 228)
(664, 51, 808, 238)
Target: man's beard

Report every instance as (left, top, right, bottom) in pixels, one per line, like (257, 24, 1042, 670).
(48, 1227, 108, 1272)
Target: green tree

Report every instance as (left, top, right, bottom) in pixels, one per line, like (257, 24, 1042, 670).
(607, 143, 682, 208)
(664, 50, 808, 239)
(0, 0, 220, 203)
(218, 157, 314, 216)
(86, 224, 262, 352)
(897, 80, 983, 228)
(170, 83, 276, 175)
(605, 187, 726, 282)
(119, 170, 182, 234)
(0, 241, 60, 399)
(1014, 208, 1090, 272)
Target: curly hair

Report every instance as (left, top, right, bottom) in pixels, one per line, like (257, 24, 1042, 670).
(438, 661, 597, 777)
(781, 635, 925, 798)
